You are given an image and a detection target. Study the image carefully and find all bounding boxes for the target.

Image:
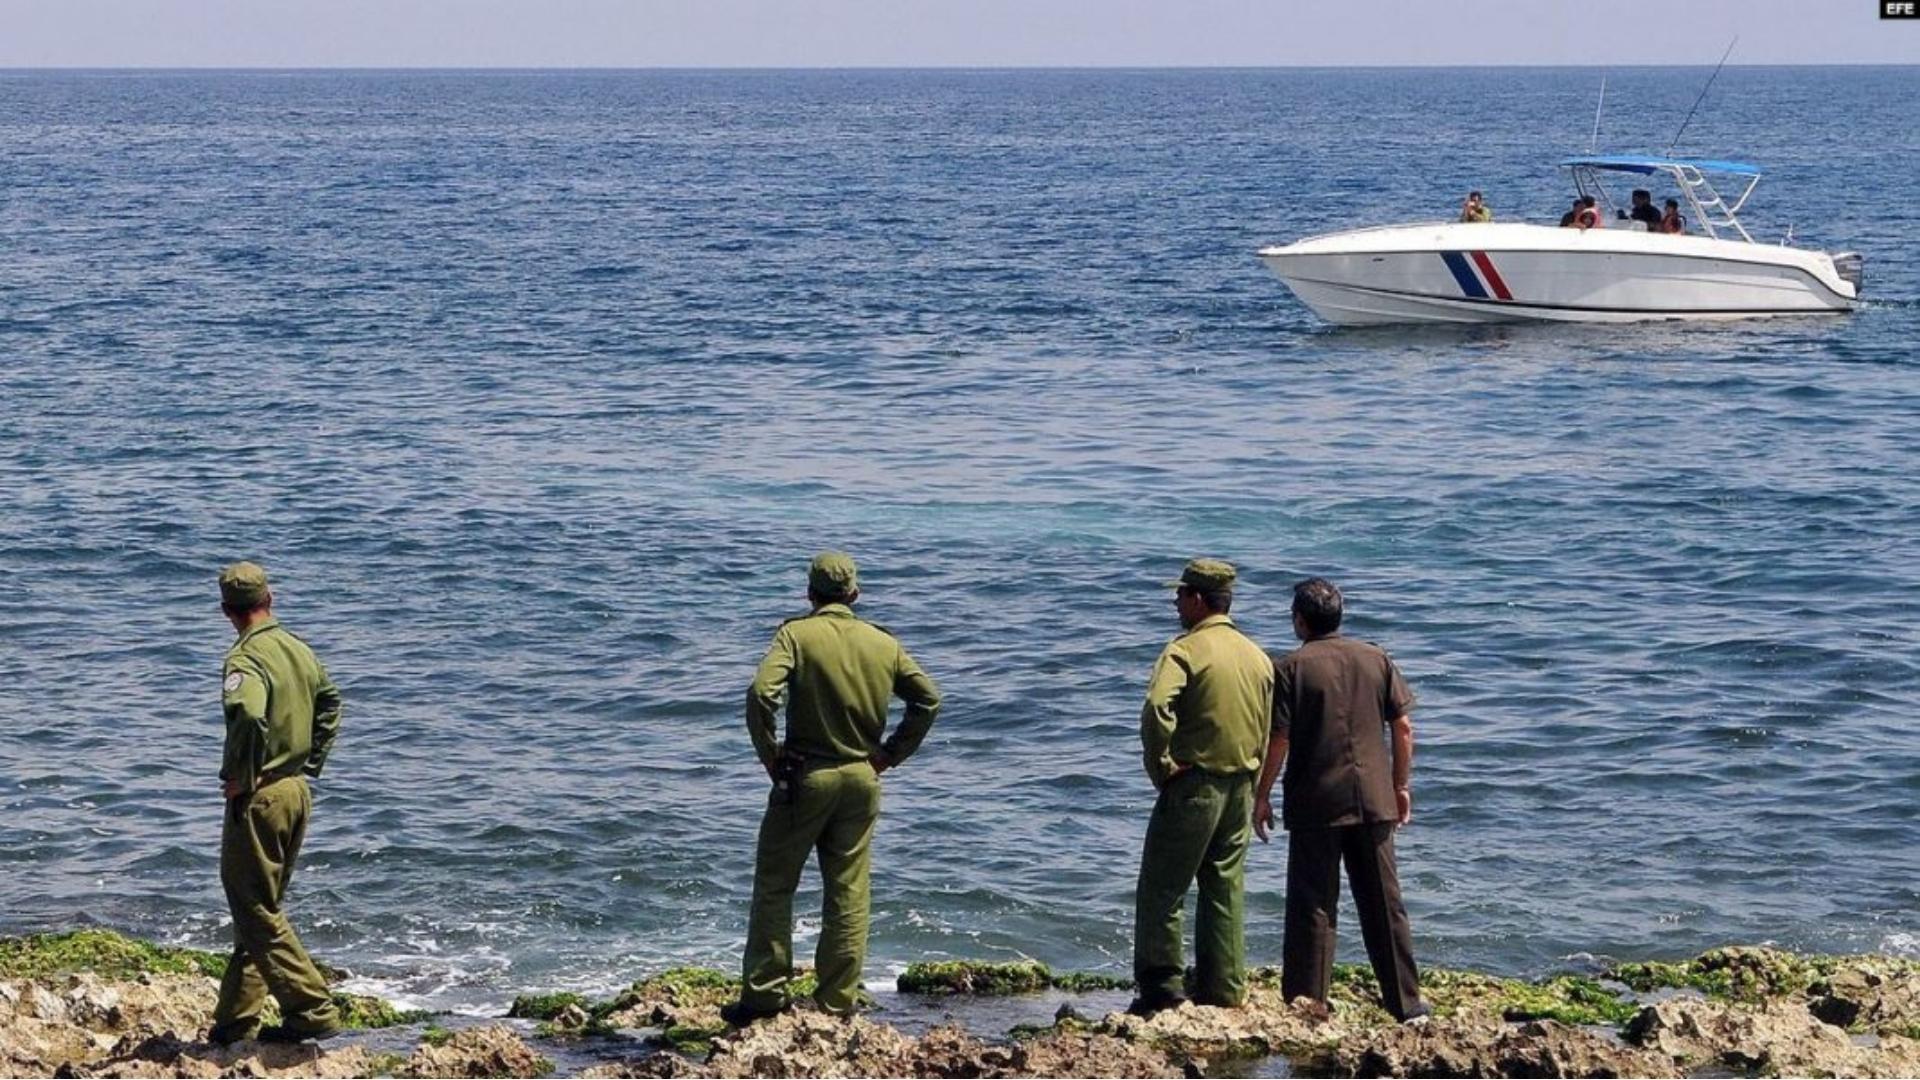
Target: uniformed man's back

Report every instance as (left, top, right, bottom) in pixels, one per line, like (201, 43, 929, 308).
(1132, 559, 1271, 1014)
(753, 605, 937, 765)
(208, 562, 343, 1045)
(1150, 616, 1273, 779)
(223, 622, 340, 785)
(729, 552, 942, 1024)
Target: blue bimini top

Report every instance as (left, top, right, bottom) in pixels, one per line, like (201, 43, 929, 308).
(1560, 154, 1762, 177)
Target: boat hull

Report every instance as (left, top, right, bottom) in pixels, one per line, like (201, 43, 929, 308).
(1257, 223, 1858, 326)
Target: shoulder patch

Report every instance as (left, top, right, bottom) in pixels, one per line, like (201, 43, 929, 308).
(223, 672, 245, 694)
(866, 621, 895, 638)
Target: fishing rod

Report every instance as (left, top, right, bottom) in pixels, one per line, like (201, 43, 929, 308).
(1589, 74, 1606, 153)
(1667, 35, 1738, 157)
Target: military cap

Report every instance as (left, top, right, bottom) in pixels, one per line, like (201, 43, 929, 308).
(219, 561, 271, 609)
(808, 551, 860, 598)
(1166, 558, 1237, 593)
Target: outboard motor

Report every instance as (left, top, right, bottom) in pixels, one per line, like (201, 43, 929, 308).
(1832, 252, 1865, 294)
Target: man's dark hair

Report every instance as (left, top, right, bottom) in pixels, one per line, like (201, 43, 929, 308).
(1632, 188, 1651, 201)
(1180, 584, 1233, 615)
(1291, 578, 1343, 636)
(1581, 195, 1597, 208)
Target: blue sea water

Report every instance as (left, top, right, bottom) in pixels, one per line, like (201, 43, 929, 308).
(1, 67, 1917, 1012)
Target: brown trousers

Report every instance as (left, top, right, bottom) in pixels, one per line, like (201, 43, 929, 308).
(1282, 822, 1423, 1019)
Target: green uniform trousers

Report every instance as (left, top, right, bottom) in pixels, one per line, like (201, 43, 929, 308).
(741, 760, 881, 1014)
(1133, 768, 1255, 1005)
(211, 775, 338, 1038)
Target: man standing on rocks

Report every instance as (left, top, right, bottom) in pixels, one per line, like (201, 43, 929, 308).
(1255, 577, 1431, 1022)
(725, 552, 942, 1024)
(1131, 559, 1273, 1015)
(210, 562, 343, 1044)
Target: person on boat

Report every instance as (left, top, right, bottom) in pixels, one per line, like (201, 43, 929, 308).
(1573, 195, 1603, 230)
(1659, 198, 1686, 234)
(1624, 189, 1663, 230)
(1458, 191, 1492, 223)
(1558, 197, 1582, 227)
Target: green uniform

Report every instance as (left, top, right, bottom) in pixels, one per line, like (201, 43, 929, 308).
(740, 602, 941, 1014)
(1134, 610, 1273, 1006)
(211, 616, 342, 1041)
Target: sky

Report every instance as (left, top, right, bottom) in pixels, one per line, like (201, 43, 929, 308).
(0, 0, 1914, 68)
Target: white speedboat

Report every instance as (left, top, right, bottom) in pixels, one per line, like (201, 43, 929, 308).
(1257, 156, 1863, 326)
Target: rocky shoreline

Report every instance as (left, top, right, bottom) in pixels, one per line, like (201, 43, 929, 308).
(5, 930, 1919, 1077)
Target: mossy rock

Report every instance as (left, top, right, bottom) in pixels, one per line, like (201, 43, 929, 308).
(1011, 1012, 1099, 1040)
(420, 1023, 456, 1047)
(335, 990, 433, 1029)
(1049, 971, 1133, 992)
(1610, 946, 1840, 1003)
(659, 1018, 729, 1056)
(599, 966, 744, 1021)
(1425, 969, 1637, 1026)
(898, 960, 1052, 995)
(507, 991, 589, 1020)
(1288, 964, 1639, 1028)
(0, 929, 229, 980)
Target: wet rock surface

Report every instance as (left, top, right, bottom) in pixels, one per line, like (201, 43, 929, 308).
(9, 931, 1920, 1077)
(403, 1025, 553, 1078)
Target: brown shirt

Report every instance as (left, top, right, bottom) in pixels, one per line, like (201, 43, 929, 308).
(1271, 634, 1415, 829)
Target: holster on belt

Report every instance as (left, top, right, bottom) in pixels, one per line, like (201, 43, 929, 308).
(773, 749, 807, 806)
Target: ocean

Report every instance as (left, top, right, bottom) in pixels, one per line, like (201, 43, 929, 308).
(1, 66, 1916, 1012)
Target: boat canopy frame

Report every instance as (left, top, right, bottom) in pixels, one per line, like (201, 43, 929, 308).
(1561, 155, 1762, 243)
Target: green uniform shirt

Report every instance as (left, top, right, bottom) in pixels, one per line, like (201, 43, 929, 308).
(1140, 614, 1273, 786)
(746, 604, 941, 769)
(220, 618, 342, 793)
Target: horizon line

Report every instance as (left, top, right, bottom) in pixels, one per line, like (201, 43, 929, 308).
(2, 61, 1916, 73)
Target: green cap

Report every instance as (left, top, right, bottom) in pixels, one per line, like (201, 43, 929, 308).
(219, 561, 271, 608)
(1166, 558, 1237, 593)
(808, 551, 860, 598)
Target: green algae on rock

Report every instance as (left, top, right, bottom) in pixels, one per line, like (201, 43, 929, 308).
(603, 967, 740, 1015)
(420, 1022, 457, 1047)
(506, 990, 590, 1020)
(0, 929, 229, 980)
(1048, 970, 1134, 992)
(1420, 969, 1639, 1026)
(1609, 945, 1843, 1003)
(335, 990, 434, 1029)
(1281, 962, 1640, 1028)
(0, 929, 429, 1031)
(897, 959, 1132, 996)
(899, 960, 1052, 995)
(660, 1018, 731, 1056)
